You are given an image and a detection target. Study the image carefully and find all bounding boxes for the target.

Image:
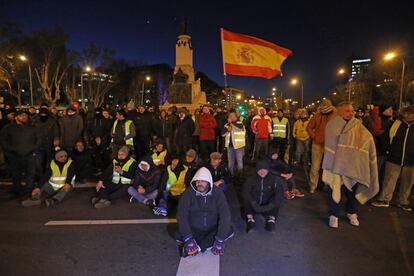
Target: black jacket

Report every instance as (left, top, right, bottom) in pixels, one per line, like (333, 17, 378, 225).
(136, 111, 154, 138)
(0, 121, 41, 156)
(133, 156, 162, 193)
(86, 115, 113, 145)
(387, 120, 414, 166)
(32, 115, 59, 149)
(265, 150, 292, 177)
(177, 167, 232, 240)
(205, 163, 232, 185)
(176, 116, 195, 146)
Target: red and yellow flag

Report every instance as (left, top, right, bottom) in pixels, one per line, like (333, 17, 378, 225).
(221, 28, 292, 79)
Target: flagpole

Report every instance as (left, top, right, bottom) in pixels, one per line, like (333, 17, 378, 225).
(220, 28, 228, 89)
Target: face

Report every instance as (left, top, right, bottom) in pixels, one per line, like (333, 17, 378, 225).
(357, 111, 364, 118)
(339, 104, 354, 121)
(116, 112, 124, 121)
(138, 106, 145, 113)
(51, 107, 57, 114)
(186, 155, 194, 163)
(277, 111, 284, 118)
(202, 106, 209, 114)
(294, 114, 300, 120)
(57, 154, 68, 163)
(117, 151, 128, 160)
(171, 159, 179, 170)
(383, 107, 393, 117)
(160, 110, 166, 118)
(156, 144, 164, 152)
(102, 111, 110, 119)
(271, 153, 278, 160)
(179, 112, 185, 119)
(196, 180, 209, 193)
(403, 113, 414, 123)
(210, 158, 221, 167)
(228, 113, 237, 122)
(257, 168, 269, 178)
(140, 163, 149, 172)
(95, 136, 102, 145)
(16, 113, 29, 124)
(75, 142, 85, 152)
(29, 107, 36, 114)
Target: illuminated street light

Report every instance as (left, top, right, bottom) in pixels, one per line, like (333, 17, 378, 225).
(384, 51, 405, 109)
(141, 75, 152, 105)
(18, 55, 33, 105)
(290, 78, 303, 108)
(384, 52, 396, 61)
(272, 87, 276, 92)
(145, 76, 151, 81)
(332, 92, 337, 95)
(338, 68, 345, 75)
(85, 66, 92, 72)
(236, 95, 241, 100)
(19, 55, 27, 61)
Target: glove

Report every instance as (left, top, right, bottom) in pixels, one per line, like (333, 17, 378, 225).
(211, 237, 225, 255)
(183, 235, 200, 257)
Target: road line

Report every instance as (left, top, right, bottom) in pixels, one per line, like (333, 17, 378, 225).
(45, 218, 177, 226)
(390, 212, 413, 276)
(176, 251, 220, 276)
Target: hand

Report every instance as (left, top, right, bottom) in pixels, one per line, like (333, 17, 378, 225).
(114, 166, 123, 174)
(31, 188, 41, 197)
(183, 236, 200, 256)
(96, 181, 105, 191)
(63, 183, 71, 193)
(138, 186, 145, 194)
(214, 180, 223, 187)
(281, 173, 293, 180)
(211, 238, 225, 255)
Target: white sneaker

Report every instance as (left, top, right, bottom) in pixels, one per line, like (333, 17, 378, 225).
(347, 213, 360, 226)
(329, 215, 338, 228)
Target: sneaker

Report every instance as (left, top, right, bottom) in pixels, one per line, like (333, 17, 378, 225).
(144, 199, 155, 207)
(21, 198, 41, 207)
(246, 219, 256, 233)
(94, 199, 111, 209)
(347, 213, 360, 226)
(309, 188, 316, 194)
(129, 196, 136, 203)
(397, 204, 413, 212)
(153, 206, 167, 216)
(329, 215, 338, 228)
(45, 198, 57, 208)
(265, 216, 276, 232)
(91, 197, 100, 205)
(284, 191, 294, 200)
(371, 201, 389, 208)
(290, 189, 304, 198)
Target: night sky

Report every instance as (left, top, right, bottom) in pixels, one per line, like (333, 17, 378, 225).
(2, 0, 414, 104)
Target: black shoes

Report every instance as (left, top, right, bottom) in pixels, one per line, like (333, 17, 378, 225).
(265, 216, 276, 232)
(246, 220, 256, 233)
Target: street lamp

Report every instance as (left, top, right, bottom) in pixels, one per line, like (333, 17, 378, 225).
(290, 78, 304, 108)
(236, 94, 241, 100)
(80, 66, 93, 108)
(338, 68, 346, 75)
(384, 51, 405, 109)
(141, 75, 151, 105)
(19, 55, 33, 105)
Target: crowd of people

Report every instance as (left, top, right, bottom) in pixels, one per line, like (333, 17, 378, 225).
(0, 98, 413, 257)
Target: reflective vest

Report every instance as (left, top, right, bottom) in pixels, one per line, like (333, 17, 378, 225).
(152, 150, 167, 166)
(225, 122, 246, 149)
(166, 165, 188, 196)
(112, 158, 135, 185)
(49, 159, 75, 191)
(111, 120, 134, 146)
(272, 117, 289, 138)
(389, 120, 402, 144)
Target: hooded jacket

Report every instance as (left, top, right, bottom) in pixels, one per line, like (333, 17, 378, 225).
(265, 149, 291, 177)
(133, 156, 162, 193)
(177, 167, 232, 240)
(250, 107, 272, 139)
(59, 113, 84, 149)
(387, 119, 414, 166)
(205, 162, 232, 185)
(243, 160, 284, 213)
(198, 113, 217, 141)
(306, 108, 336, 145)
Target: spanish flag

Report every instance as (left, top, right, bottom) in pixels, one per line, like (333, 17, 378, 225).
(221, 28, 292, 79)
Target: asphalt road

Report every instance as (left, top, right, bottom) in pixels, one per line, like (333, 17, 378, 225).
(0, 168, 413, 276)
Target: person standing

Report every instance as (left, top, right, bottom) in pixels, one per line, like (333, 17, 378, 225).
(86, 107, 113, 149)
(59, 105, 84, 152)
(222, 110, 246, 178)
(198, 105, 217, 161)
(322, 102, 379, 228)
(371, 105, 414, 211)
(110, 109, 136, 157)
(152, 109, 172, 152)
(250, 107, 272, 160)
(135, 105, 154, 157)
(271, 109, 290, 162)
(306, 99, 336, 193)
(0, 110, 41, 197)
(293, 109, 310, 166)
(175, 108, 195, 156)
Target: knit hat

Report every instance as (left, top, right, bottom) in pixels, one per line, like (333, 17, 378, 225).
(15, 110, 29, 116)
(379, 105, 393, 114)
(317, 99, 334, 114)
(210, 152, 222, 160)
(116, 109, 127, 117)
(55, 149, 68, 159)
(356, 107, 364, 113)
(256, 160, 269, 171)
(186, 149, 197, 159)
(39, 107, 49, 116)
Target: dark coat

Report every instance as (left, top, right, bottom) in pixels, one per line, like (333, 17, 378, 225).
(59, 114, 84, 149)
(205, 163, 232, 185)
(176, 116, 195, 146)
(32, 115, 59, 149)
(387, 120, 414, 166)
(0, 121, 41, 156)
(133, 156, 162, 193)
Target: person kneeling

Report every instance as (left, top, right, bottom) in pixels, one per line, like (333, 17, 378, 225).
(177, 167, 233, 257)
(22, 149, 75, 208)
(92, 146, 137, 209)
(243, 160, 284, 232)
(128, 156, 161, 206)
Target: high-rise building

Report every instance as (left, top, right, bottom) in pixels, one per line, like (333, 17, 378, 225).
(351, 58, 371, 79)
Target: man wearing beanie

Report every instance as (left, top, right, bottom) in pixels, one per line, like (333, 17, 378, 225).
(243, 160, 284, 232)
(21, 149, 75, 207)
(372, 105, 414, 211)
(306, 99, 337, 193)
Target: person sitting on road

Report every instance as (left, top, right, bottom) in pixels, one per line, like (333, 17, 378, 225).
(243, 160, 284, 233)
(177, 167, 233, 257)
(183, 149, 204, 185)
(92, 146, 137, 209)
(22, 149, 75, 208)
(153, 157, 188, 217)
(151, 140, 169, 167)
(265, 149, 304, 200)
(128, 156, 161, 206)
(71, 140, 94, 184)
(205, 152, 232, 192)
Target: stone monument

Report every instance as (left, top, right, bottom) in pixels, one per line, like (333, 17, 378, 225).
(162, 20, 207, 112)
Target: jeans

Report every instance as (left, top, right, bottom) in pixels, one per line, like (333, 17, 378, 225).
(33, 182, 72, 202)
(200, 140, 215, 161)
(295, 139, 310, 165)
(227, 146, 244, 175)
(253, 138, 268, 160)
(328, 185, 358, 217)
(8, 153, 36, 194)
(272, 137, 288, 161)
(128, 187, 158, 203)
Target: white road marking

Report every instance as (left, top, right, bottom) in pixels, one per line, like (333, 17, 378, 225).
(45, 218, 177, 226)
(176, 251, 220, 276)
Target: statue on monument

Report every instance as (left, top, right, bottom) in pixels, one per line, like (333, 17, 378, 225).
(167, 68, 192, 104)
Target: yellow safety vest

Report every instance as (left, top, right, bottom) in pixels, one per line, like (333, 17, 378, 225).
(111, 120, 134, 146)
(152, 150, 167, 166)
(272, 117, 289, 138)
(166, 165, 188, 196)
(225, 122, 246, 149)
(389, 120, 402, 144)
(112, 158, 135, 185)
(49, 159, 75, 191)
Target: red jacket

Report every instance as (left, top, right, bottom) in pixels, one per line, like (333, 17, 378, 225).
(251, 114, 272, 139)
(198, 113, 217, 141)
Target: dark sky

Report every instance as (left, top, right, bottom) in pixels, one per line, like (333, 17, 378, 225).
(2, 0, 414, 104)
